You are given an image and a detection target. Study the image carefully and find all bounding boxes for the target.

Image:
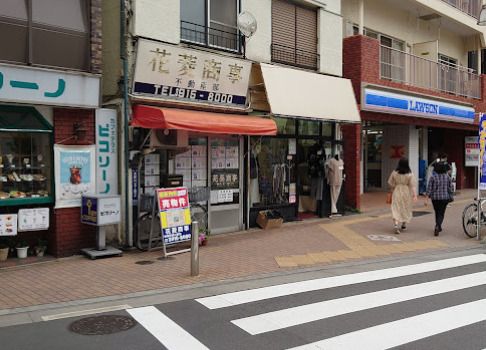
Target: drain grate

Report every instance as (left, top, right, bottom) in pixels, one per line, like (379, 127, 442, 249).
(69, 315, 136, 335)
(413, 211, 431, 217)
(135, 260, 155, 265)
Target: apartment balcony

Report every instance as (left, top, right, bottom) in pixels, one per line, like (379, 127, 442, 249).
(180, 20, 240, 53)
(380, 45, 480, 99)
(440, 0, 480, 18)
(271, 43, 319, 71)
(343, 35, 486, 124)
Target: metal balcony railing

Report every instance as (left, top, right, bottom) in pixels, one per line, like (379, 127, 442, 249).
(180, 20, 240, 52)
(271, 43, 319, 70)
(440, 0, 481, 19)
(380, 45, 481, 99)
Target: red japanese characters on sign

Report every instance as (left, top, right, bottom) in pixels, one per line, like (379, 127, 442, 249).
(157, 187, 189, 210)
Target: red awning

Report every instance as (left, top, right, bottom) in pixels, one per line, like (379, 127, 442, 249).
(131, 105, 277, 136)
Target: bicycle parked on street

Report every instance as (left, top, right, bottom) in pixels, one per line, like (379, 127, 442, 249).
(462, 198, 486, 238)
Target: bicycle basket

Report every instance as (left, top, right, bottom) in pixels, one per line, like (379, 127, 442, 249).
(188, 187, 210, 203)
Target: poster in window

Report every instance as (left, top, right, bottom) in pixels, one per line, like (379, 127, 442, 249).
(465, 136, 479, 167)
(0, 214, 17, 236)
(54, 145, 96, 208)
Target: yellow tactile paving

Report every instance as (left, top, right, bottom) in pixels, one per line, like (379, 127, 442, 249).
(307, 252, 332, 263)
(275, 214, 450, 268)
(338, 250, 362, 259)
(274, 256, 298, 268)
(290, 255, 315, 266)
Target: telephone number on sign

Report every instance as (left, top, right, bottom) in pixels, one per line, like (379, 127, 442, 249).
(133, 82, 247, 105)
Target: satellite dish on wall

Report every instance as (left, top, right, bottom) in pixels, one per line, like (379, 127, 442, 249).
(237, 11, 257, 38)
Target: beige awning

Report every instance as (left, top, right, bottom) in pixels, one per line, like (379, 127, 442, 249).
(260, 63, 361, 123)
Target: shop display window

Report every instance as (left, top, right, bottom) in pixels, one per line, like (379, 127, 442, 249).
(250, 137, 295, 207)
(210, 136, 239, 205)
(299, 120, 320, 136)
(175, 137, 208, 191)
(322, 122, 333, 138)
(274, 117, 296, 135)
(0, 106, 52, 205)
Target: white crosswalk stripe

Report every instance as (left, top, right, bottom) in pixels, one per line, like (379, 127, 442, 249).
(286, 298, 486, 350)
(196, 254, 486, 309)
(127, 254, 486, 350)
(127, 306, 209, 350)
(232, 270, 486, 335)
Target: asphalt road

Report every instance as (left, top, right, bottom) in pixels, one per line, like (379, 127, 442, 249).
(2, 253, 486, 349)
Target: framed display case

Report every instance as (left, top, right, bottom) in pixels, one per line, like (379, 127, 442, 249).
(0, 106, 53, 206)
(210, 136, 240, 206)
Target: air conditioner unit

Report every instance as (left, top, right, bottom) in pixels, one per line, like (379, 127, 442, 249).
(150, 129, 189, 149)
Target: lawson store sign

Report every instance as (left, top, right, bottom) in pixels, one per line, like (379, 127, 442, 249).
(363, 88, 475, 123)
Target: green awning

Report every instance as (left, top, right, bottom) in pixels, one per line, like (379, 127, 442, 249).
(0, 105, 52, 132)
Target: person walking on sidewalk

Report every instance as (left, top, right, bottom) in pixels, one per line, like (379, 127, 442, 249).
(426, 161, 453, 236)
(388, 157, 417, 234)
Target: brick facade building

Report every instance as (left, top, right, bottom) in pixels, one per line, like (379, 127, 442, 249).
(342, 35, 486, 209)
(0, 0, 102, 257)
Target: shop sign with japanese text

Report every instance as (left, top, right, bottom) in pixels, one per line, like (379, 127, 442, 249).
(156, 187, 192, 245)
(132, 38, 251, 108)
(81, 195, 121, 226)
(96, 109, 118, 195)
(0, 63, 100, 108)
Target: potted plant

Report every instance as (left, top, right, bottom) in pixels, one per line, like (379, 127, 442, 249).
(0, 238, 8, 262)
(16, 239, 29, 259)
(34, 239, 48, 257)
(198, 229, 210, 246)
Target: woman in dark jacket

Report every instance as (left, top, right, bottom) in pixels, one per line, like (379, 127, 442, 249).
(426, 162, 453, 236)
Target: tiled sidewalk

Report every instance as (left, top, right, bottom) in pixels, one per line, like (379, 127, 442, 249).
(0, 191, 481, 312)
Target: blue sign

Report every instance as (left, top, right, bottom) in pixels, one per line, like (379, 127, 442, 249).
(479, 113, 486, 190)
(363, 88, 475, 123)
(162, 225, 192, 245)
(81, 196, 98, 225)
(133, 82, 247, 106)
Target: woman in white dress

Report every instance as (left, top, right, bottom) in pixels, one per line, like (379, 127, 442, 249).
(388, 157, 417, 234)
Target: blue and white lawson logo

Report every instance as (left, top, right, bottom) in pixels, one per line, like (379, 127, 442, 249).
(363, 88, 475, 123)
(408, 101, 438, 115)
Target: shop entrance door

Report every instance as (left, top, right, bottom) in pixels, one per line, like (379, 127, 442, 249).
(209, 136, 243, 234)
(363, 127, 383, 191)
(296, 139, 331, 219)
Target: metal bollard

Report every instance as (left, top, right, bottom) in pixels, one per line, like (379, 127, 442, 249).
(191, 221, 199, 276)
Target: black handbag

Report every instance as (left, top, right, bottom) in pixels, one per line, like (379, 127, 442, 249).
(448, 189, 454, 203)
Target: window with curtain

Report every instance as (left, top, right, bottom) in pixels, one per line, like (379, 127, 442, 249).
(0, 0, 90, 71)
(181, 0, 239, 52)
(271, 0, 318, 70)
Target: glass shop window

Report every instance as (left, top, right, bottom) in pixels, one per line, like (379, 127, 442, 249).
(0, 106, 53, 205)
(249, 137, 295, 207)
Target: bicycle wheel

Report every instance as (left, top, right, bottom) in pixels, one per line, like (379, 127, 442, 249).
(462, 203, 479, 238)
(190, 203, 208, 234)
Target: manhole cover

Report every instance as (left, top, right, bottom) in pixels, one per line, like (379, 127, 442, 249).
(413, 211, 431, 217)
(135, 260, 154, 265)
(69, 315, 136, 335)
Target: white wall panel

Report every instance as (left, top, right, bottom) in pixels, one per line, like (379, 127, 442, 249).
(319, 8, 343, 76)
(133, 0, 180, 44)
